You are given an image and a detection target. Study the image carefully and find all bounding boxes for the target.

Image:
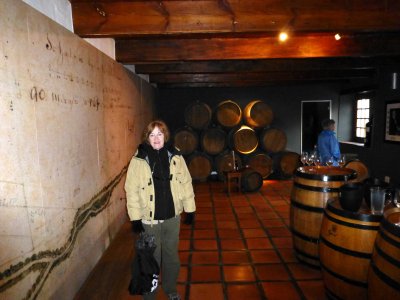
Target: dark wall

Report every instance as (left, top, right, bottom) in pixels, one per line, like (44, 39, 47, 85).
(156, 65, 400, 186)
(157, 83, 341, 154)
(340, 67, 400, 186)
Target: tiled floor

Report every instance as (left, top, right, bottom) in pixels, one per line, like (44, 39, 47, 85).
(75, 180, 328, 300)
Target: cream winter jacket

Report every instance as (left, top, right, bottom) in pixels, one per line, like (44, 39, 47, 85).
(124, 145, 196, 223)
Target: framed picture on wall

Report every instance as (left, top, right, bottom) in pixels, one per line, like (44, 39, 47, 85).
(385, 101, 400, 143)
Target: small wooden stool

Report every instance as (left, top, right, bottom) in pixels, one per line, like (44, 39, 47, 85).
(224, 171, 242, 195)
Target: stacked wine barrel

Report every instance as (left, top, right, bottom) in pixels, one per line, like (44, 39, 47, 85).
(173, 99, 300, 187)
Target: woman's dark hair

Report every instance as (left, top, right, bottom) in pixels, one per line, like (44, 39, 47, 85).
(142, 120, 170, 143)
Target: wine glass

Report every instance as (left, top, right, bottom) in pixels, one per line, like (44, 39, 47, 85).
(326, 157, 334, 166)
(300, 152, 308, 165)
(314, 156, 321, 167)
(338, 154, 346, 168)
(306, 153, 314, 166)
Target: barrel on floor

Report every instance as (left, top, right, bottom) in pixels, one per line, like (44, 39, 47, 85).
(290, 166, 356, 267)
(319, 200, 382, 299)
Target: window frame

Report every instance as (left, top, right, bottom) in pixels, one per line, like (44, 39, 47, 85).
(353, 92, 373, 143)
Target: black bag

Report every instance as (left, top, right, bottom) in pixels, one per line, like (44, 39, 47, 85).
(128, 233, 160, 295)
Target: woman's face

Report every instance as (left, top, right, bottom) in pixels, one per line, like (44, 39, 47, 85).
(148, 126, 165, 150)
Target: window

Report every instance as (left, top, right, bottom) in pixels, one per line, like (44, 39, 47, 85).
(355, 98, 370, 139)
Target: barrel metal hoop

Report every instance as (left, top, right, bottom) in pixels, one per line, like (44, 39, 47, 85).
(325, 287, 343, 300)
(324, 209, 381, 230)
(370, 261, 400, 291)
(291, 227, 319, 244)
(320, 236, 372, 259)
(293, 182, 339, 193)
(378, 229, 400, 253)
(290, 199, 325, 213)
(326, 202, 382, 224)
(295, 170, 357, 181)
(293, 245, 319, 259)
(382, 218, 400, 238)
(320, 261, 368, 288)
(374, 243, 400, 269)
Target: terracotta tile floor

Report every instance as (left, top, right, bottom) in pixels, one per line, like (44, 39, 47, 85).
(75, 180, 329, 300)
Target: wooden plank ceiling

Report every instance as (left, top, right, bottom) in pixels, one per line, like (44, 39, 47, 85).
(70, 0, 400, 88)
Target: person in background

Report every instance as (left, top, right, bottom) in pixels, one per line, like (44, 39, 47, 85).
(317, 119, 341, 166)
(125, 120, 196, 300)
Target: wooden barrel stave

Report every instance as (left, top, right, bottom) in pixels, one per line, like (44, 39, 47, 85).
(228, 125, 258, 155)
(184, 101, 212, 130)
(259, 128, 287, 153)
(368, 208, 400, 299)
(173, 127, 199, 156)
(186, 152, 212, 181)
(240, 168, 263, 192)
(319, 200, 382, 300)
(214, 100, 242, 129)
(215, 151, 243, 181)
(273, 151, 300, 178)
(243, 100, 273, 128)
(246, 152, 273, 179)
(345, 159, 369, 182)
(200, 126, 227, 156)
(290, 166, 357, 267)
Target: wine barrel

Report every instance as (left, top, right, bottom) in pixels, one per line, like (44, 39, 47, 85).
(214, 100, 242, 129)
(186, 152, 213, 182)
(368, 207, 400, 300)
(246, 152, 273, 179)
(319, 200, 382, 300)
(259, 128, 287, 153)
(215, 151, 243, 181)
(273, 151, 300, 178)
(345, 159, 369, 182)
(243, 100, 274, 128)
(184, 101, 212, 130)
(200, 126, 227, 156)
(173, 127, 199, 156)
(290, 166, 357, 267)
(241, 168, 263, 192)
(228, 125, 258, 154)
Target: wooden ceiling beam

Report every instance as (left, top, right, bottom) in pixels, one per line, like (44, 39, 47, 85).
(147, 69, 376, 84)
(70, 0, 400, 37)
(133, 57, 379, 74)
(155, 79, 356, 89)
(116, 33, 400, 63)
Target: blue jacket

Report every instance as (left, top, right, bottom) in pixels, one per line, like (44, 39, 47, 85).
(317, 130, 341, 166)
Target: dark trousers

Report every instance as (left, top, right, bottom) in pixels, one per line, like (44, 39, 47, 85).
(142, 216, 181, 300)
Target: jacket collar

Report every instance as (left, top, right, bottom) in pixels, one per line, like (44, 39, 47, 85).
(136, 141, 181, 160)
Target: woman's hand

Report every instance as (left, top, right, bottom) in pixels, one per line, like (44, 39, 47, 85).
(183, 212, 195, 225)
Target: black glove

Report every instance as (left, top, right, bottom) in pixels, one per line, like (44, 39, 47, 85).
(131, 220, 145, 234)
(184, 212, 195, 225)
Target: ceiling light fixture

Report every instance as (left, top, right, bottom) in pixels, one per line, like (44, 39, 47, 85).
(279, 31, 288, 42)
(334, 33, 341, 40)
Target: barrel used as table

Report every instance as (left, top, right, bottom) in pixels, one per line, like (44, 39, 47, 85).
(368, 207, 400, 299)
(319, 200, 382, 300)
(290, 166, 357, 267)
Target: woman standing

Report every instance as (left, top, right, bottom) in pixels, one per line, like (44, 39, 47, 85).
(317, 119, 341, 166)
(125, 120, 196, 300)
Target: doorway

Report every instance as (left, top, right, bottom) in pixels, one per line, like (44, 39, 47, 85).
(301, 100, 331, 153)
